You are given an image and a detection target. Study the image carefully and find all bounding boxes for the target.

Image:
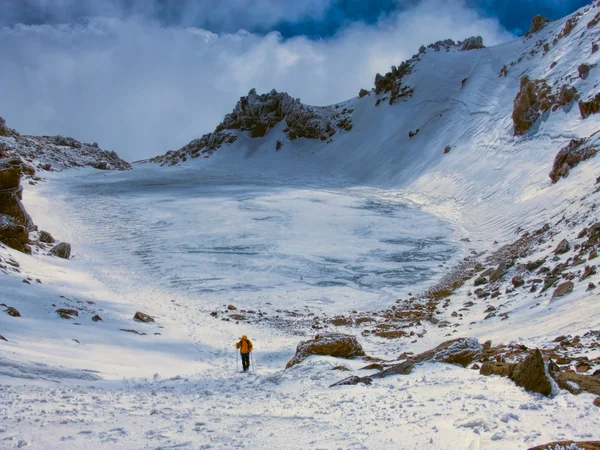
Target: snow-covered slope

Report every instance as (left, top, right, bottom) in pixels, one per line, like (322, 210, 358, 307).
(3, 4, 600, 450)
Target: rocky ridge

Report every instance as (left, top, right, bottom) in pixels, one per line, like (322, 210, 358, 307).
(148, 36, 487, 166)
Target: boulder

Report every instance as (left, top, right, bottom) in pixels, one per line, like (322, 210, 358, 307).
(579, 63, 592, 78)
(134, 311, 155, 323)
(510, 349, 552, 396)
(552, 281, 574, 298)
(550, 368, 600, 396)
(443, 146, 451, 154)
(512, 275, 525, 287)
(554, 239, 570, 254)
(49, 242, 71, 259)
(91, 314, 103, 322)
(358, 89, 369, 98)
(481, 349, 552, 396)
(286, 333, 365, 368)
(38, 230, 55, 244)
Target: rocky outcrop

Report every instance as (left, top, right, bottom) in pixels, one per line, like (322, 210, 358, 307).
(579, 92, 600, 118)
(0, 157, 34, 252)
(549, 138, 598, 183)
(150, 88, 355, 165)
(513, 77, 578, 135)
(480, 349, 552, 396)
(460, 36, 485, 51)
(331, 338, 482, 386)
(0, 117, 18, 137)
(528, 15, 550, 35)
(0, 214, 29, 253)
(286, 333, 365, 368)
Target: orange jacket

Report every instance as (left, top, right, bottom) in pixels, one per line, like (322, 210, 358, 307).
(236, 338, 253, 353)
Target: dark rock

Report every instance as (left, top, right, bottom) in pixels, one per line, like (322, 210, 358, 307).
(512, 275, 525, 287)
(120, 329, 146, 335)
(551, 369, 600, 396)
(528, 15, 550, 34)
(360, 363, 384, 371)
(0, 214, 29, 252)
(554, 239, 571, 254)
(549, 138, 597, 183)
(92, 161, 108, 170)
(481, 349, 552, 396)
(580, 92, 600, 118)
(552, 281, 574, 298)
(595, 397, 600, 408)
(227, 305, 237, 311)
(474, 276, 488, 286)
(40, 163, 52, 171)
(330, 316, 353, 327)
(588, 282, 597, 291)
(91, 314, 103, 322)
(375, 330, 406, 339)
(0, 334, 7, 342)
(490, 261, 510, 282)
(134, 311, 155, 323)
(460, 36, 485, 51)
(229, 314, 246, 321)
(358, 89, 369, 98)
(480, 361, 512, 377)
(581, 265, 597, 281)
(5, 306, 21, 317)
(49, 242, 71, 259)
(39, 230, 55, 244)
(286, 333, 365, 368)
(56, 308, 78, 319)
(53, 136, 82, 148)
(510, 349, 552, 396)
(579, 63, 592, 78)
(443, 145, 451, 154)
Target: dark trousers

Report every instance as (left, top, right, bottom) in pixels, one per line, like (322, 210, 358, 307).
(241, 352, 250, 371)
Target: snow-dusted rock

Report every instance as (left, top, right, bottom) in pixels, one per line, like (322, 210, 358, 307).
(49, 242, 71, 259)
(286, 333, 365, 368)
(0, 214, 28, 252)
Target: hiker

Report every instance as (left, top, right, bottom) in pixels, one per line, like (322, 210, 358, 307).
(236, 335, 253, 372)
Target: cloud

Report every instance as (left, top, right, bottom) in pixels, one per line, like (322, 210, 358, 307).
(0, 0, 513, 161)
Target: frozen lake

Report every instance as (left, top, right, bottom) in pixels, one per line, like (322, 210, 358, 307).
(36, 165, 458, 313)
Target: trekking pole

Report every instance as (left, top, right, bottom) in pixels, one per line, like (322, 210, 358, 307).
(236, 350, 239, 373)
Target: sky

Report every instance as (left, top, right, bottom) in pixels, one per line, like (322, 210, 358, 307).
(0, 0, 589, 161)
